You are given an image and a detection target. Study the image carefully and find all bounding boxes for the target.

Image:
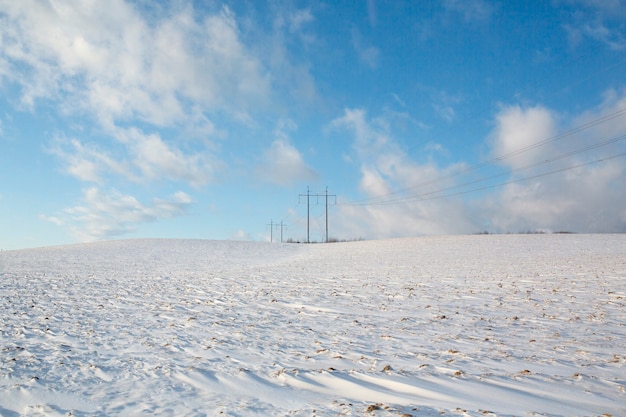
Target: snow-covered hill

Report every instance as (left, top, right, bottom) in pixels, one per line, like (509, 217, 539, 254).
(1, 235, 625, 416)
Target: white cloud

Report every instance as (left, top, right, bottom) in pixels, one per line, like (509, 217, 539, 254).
(483, 158, 626, 233)
(391, 93, 406, 107)
(489, 105, 558, 170)
(287, 8, 314, 33)
(351, 27, 380, 69)
(0, 1, 271, 124)
(330, 108, 392, 160)
(443, 0, 494, 22)
(425, 141, 446, 155)
(578, 22, 626, 50)
(39, 214, 62, 226)
(272, 5, 314, 34)
(330, 108, 475, 239)
(258, 138, 317, 187)
(561, 0, 626, 49)
(330, 95, 626, 240)
(367, 0, 377, 28)
(481, 95, 626, 233)
(434, 104, 456, 123)
(49, 137, 133, 183)
(262, 7, 318, 105)
(231, 229, 251, 241)
(431, 90, 462, 123)
(61, 188, 192, 242)
(1, 0, 263, 191)
(255, 118, 317, 186)
(338, 197, 475, 240)
(561, 0, 626, 17)
(573, 88, 626, 137)
(0, 0, 321, 241)
(0, 0, 321, 134)
(50, 128, 219, 186)
(119, 127, 220, 186)
(359, 166, 390, 197)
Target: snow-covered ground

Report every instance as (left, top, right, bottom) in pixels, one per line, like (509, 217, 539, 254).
(1, 234, 625, 416)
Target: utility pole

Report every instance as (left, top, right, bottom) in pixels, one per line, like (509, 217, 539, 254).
(299, 186, 311, 243)
(324, 186, 337, 243)
(267, 219, 287, 243)
(279, 220, 286, 243)
(267, 219, 275, 243)
(299, 186, 336, 243)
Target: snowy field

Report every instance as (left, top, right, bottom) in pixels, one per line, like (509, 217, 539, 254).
(1, 234, 625, 416)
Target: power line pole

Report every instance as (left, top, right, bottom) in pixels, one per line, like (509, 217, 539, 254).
(299, 186, 336, 243)
(267, 219, 287, 243)
(324, 186, 337, 243)
(299, 186, 311, 243)
(267, 219, 275, 243)
(279, 220, 286, 243)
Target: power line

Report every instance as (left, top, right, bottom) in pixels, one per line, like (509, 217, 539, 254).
(338, 43, 626, 209)
(343, 150, 626, 206)
(340, 34, 626, 208)
(343, 107, 626, 206)
(299, 187, 311, 243)
(344, 132, 626, 206)
(421, 150, 626, 203)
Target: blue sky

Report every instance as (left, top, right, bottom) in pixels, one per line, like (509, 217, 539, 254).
(1, 0, 626, 249)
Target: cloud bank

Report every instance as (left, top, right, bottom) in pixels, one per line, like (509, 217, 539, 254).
(331, 92, 626, 239)
(59, 188, 193, 242)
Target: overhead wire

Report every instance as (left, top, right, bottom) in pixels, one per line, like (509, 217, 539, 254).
(343, 107, 626, 206)
(342, 44, 626, 207)
(393, 150, 626, 204)
(343, 131, 626, 206)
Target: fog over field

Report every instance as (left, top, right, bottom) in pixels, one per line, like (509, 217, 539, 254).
(1, 234, 625, 416)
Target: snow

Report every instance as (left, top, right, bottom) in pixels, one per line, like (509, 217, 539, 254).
(1, 234, 625, 416)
